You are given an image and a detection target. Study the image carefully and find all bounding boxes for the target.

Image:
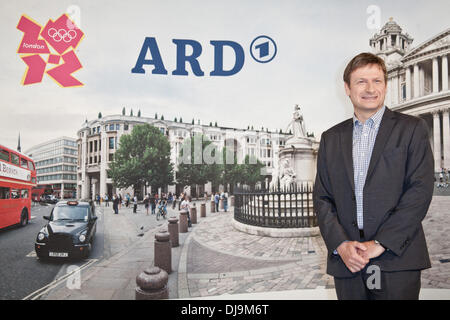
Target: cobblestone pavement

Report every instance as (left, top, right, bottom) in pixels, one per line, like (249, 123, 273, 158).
(41, 195, 449, 300)
(182, 196, 450, 298)
(421, 196, 450, 289)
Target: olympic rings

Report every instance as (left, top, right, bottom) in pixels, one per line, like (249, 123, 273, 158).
(47, 28, 77, 43)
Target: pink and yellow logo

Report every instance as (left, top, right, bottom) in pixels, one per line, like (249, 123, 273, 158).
(17, 14, 84, 87)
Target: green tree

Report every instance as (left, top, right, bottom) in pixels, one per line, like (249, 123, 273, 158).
(161, 115, 164, 120)
(108, 124, 174, 195)
(138, 110, 141, 117)
(98, 112, 102, 119)
(130, 109, 134, 116)
(176, 135, 221, 193)
(220, 147, 238, 192)
(179, 117, 183, 123)
(174, 117, 178, 122)
(155, 113, 158, 119)
(239, 155, 265, 188)
(122, 107, 125, 115)
(192, 118, 195, 125)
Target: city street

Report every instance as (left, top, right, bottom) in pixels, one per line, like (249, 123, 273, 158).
(0, 201, 170, 300)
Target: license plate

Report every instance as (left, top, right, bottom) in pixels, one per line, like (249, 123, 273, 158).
(49, 252, 68, 257)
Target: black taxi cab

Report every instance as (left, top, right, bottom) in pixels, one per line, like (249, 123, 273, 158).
(35, 200, 97, 260)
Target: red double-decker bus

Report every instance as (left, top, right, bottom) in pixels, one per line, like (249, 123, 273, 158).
(31, 184, 53, 202)
(0, 144, 36, 229)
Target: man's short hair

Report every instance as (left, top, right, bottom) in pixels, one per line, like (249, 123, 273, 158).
(343, 52, 387, 86)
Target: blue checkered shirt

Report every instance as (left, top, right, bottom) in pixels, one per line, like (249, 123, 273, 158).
(353, 106, 385, 230)
(333, 106, 385, 255)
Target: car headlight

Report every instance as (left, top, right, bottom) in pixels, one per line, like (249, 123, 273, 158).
(37, 233, 45, 241)
(79, 234, 86, 243)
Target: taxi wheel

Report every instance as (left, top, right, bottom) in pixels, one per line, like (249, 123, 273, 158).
(20, 209, 28, 227)
(83, 242, 92, 259)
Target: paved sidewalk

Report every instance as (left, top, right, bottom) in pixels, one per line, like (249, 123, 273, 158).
(42, 196, 450, 300)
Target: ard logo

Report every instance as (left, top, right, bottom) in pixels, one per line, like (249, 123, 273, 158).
(131, 35, 277, 77)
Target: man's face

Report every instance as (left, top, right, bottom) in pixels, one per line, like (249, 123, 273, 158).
(344, 64, 387, 114)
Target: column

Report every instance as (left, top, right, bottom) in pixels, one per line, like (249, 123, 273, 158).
(61, 183, 64, 200)
(419, 65, 425, 96)
(392, 75, 399, 104)
(81, 137, 89, 199)
(443, 109, 450, 169)
(442, 54, 448, 91)
(99, 132, 107, 198)
(386, 78, 391, 106)
(433, 111, 441, 171)
(413, 63, 420, 98)
(432, 57, 439, 93)
(405, 66, 412, 100)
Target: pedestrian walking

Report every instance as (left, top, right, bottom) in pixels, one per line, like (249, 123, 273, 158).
(144, 194, 150, 215)
(222, 191, 228, 212)
(105, 194, 109, 207)
(172, 193, 177, 209)
(113, 194, 120, 214)
(118, 194, 122, 209)
(133, 195, 138, 213)
(180, 194, 192, 227)
(150, 193, 156, 215)
(214, 192, 220, 212)
(126, 193, 130, 207)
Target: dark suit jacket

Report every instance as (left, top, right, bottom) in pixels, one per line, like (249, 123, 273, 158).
(313, 107, 434, 278)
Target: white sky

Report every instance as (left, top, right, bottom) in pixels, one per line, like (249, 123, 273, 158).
(1, 0, 449, 151)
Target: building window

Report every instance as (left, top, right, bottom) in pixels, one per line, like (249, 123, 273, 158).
(124, 123, 129, 131)
(99, 140, 101, 151)
(89, 157, 92, 164)
(110, 124, 115, 131)
(108, 153, 114, 162)
(109, 137, 115, 149)
(94, 140, 97, 152)
(94, 156, 97, 163)
(90, 141, 93, 153)
(401, 83, 406, 101)
(116, 124, 120, 130)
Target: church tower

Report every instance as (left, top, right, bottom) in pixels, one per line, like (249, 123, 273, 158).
(369, 18, 414, 65)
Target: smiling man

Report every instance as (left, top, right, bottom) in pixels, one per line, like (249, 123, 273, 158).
(313, 52, 434, 300)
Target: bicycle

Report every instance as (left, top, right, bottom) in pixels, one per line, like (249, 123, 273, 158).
(156, 203, 167, 220)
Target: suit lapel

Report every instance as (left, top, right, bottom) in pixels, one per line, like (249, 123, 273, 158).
(340, 119, 355, 193)
(364, 107, 397, 187)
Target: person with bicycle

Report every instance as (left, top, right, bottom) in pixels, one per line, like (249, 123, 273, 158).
(157, 197, 168, 220)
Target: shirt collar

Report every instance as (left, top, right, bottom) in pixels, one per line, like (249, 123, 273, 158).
(353, 105, 386, 129)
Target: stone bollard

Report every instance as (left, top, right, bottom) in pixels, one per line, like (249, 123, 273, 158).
(179, 211, 188, 233)
(220, 199, 224, 210)
(135, 266, 169, 300)
(154, 231, 172, 274)
(168, 217, 179, 247)
(230, 195, 234, 207)
(210, 200, 215, 213)
(190, 206, 197, 224)
(200, 203, 206, 218)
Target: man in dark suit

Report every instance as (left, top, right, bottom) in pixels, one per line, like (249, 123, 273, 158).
(313, 52, 434, 300)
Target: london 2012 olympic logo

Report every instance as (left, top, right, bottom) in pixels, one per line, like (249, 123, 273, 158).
(16, 14, 85, 87)
(47, 28, 78, 43)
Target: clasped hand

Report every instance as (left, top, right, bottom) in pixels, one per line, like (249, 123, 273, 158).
(336, 241, 385, 273)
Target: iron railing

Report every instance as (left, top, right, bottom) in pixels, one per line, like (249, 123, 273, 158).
(233, 183, 317, 228)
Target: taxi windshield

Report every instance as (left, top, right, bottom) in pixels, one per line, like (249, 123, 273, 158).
(52, 206, 88, 221)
